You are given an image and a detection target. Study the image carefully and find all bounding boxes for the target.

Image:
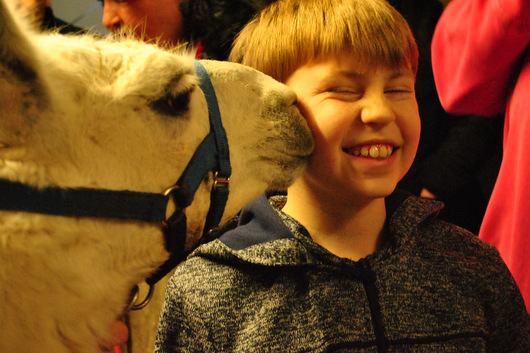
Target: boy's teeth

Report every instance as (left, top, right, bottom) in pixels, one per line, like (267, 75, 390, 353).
(350, 145, 393, 159)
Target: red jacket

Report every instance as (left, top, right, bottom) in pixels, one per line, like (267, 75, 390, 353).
(432, 0, 530, 309)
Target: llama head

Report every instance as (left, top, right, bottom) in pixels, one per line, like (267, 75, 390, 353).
(0, 1, 313, 242)
(0, 0, 313, 352)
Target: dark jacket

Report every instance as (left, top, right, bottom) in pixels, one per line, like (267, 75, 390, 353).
(188, 0, 278, 60)
(155, 191, 530, 352)
(391, 0, 503, 234)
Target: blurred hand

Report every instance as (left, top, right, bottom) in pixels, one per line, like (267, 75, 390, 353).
(420, 188, 438, 199)
(98, 319, 128, 353)
(16, 0, 47, 25)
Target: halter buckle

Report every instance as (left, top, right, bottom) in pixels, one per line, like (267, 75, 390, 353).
(213, 171, 230, 190)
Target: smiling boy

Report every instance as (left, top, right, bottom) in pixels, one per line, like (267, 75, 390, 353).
(280, 48, 420, 261)
(155, 0, 530, 351)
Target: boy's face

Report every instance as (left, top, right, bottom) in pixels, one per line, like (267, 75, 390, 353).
(101, 0, 186, 47)
(285, 50, 420, 203)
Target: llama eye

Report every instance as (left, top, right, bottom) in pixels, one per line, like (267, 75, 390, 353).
(151, 91, 191, 117)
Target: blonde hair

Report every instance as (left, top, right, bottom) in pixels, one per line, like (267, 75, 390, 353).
(229, 0, 419, 82)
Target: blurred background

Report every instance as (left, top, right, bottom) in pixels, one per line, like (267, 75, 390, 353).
(49, 0, 453, 38)
(51, 0, 107, 34)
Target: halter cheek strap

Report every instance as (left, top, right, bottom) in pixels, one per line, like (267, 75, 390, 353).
(145, 60, 231, 286)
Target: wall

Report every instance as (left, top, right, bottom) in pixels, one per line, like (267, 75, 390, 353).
(51, 0, 108, 34)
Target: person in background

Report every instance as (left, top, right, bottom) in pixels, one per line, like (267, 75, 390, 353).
(431, 0, 530, 310)
(99, 0, 276, 59)
(154, 0, 530, 351)
(100, 0, 189, 49)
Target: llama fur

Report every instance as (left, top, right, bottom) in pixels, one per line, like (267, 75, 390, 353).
(0, 0, 314, 352)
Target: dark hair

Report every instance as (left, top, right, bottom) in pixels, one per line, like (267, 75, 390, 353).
(186, 0, 277, 60)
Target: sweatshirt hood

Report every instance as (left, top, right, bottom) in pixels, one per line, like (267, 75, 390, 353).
(189, 190, 444, 267)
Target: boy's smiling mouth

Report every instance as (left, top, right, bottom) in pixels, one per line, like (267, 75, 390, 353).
(343, 144, 397, 159)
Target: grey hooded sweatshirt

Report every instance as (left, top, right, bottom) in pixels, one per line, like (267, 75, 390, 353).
(155, 191, 530, 352)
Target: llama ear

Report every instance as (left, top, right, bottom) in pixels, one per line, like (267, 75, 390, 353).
(0, 0, 40, 84)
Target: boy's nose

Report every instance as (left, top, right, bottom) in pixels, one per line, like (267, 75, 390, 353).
(360, 95, 395, 126)
(101, 3, 121, 32)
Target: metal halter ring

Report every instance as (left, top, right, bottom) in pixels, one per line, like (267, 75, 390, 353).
(164, 184, 180, 197)
(128, 284, 156, 311)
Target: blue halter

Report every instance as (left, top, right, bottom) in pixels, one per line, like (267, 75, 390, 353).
(0, 60, 231, 294)
(144, 60, 232, 287)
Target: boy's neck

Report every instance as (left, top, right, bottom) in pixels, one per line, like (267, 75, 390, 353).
(282, 184, 387, 261)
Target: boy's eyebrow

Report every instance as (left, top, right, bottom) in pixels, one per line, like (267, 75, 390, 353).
(315, 70, 365, 87)
(389, 70, 416, 80)
(329, 70, 365, 79)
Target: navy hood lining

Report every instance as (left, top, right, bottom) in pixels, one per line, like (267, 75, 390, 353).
(219, 194, 293, 250)
(220, 190, 415, 251)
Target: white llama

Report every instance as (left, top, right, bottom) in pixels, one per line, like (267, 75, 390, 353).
(0, 1, 314, 352)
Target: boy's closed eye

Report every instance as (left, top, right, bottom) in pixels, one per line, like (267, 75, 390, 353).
(325, 87, 363, 100)
(322, 84, 414, 102)
(385, 86, 415, 98)
(385, 73, 416, 95)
